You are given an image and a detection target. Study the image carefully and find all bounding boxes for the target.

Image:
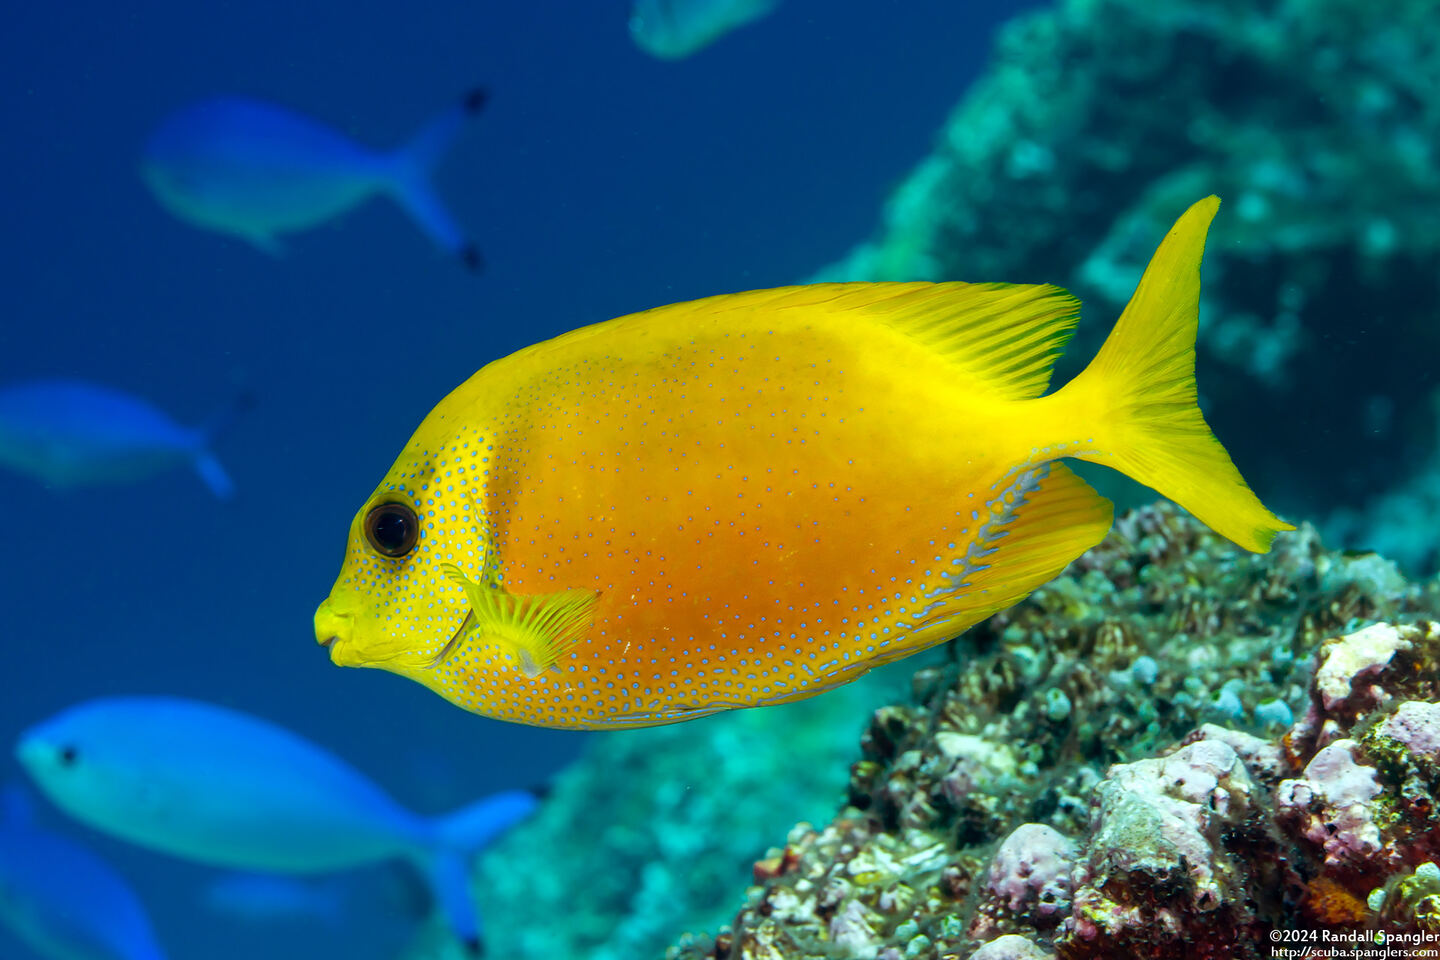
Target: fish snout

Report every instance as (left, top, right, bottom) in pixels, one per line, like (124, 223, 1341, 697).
(13, 728, 56, 776)
(13, 732, 40, 772)
(314, 601, 356, 666)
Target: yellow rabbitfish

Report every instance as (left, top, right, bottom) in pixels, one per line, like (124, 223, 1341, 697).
(315, 197, 1291, 729)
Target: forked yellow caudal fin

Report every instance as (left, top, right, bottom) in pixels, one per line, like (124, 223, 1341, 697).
(1057, 196, 1293, 553)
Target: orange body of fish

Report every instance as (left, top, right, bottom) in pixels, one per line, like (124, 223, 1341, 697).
(315, 197, 1291, 729)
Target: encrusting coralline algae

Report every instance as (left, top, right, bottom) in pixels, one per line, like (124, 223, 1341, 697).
(662, 504, 1440, 959)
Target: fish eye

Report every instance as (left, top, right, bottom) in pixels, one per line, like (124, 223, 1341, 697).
(364, 502, 420, 558)
(59, 746, 78, 767)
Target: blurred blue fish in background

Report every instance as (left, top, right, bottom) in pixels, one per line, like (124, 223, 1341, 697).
(0, 784, 166, 960)
(201, 864, 431, 932)
(0, 379, 245, 499)
(16, 697, 538, 955)
(141, 90, 487, 270)
(202, 872, 348, 927)
(629, 0, 780, 59)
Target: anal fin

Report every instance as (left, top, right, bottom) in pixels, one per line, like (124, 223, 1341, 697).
(900, 461, 1113, 652)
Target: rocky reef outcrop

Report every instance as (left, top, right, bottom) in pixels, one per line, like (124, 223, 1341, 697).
(665, 506, 1440, 959)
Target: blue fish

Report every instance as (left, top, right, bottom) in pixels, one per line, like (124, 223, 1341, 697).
(630, 0, 780, 59)
(201, 865, 429, 931)
(0, 784, 166, 960)
(142, 90, 486, 269)
(0, 379, 242, 499)
(202, 872, 348, 927)
(16, 697, 538, 955)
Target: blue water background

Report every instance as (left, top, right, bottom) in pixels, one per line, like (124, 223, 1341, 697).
(0, 2, 1041, 957)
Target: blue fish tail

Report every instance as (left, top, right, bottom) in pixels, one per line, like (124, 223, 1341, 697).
(385, 88, 487, 271)
(432, 788, 537, 853)
(414, 849, 481, 953)
(193, 452, 234, 500)
(410, 788, 538, 954)
(190, 390, 252, 499)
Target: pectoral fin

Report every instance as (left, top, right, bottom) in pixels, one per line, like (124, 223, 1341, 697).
(438, 564, 597, 676)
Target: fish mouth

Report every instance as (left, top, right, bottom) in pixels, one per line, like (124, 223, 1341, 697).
(313, 598, 474, 670)
(314, 601, 354, 665)
(321, 634, 350, 666)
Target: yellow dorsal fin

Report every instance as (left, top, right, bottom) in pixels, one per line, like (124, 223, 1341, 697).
(439, 565, 597, 677)
(708, 282, 1082, 400)
(814, 282, 1081, 400)
(504, 281, 1080, 402)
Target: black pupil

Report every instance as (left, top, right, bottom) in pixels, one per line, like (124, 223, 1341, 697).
(369, 504, 417, 557)
(59, 746, 77, 767)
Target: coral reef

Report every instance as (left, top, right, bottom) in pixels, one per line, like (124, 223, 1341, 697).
(814, 0, 1440, 575)
(979, 824, 1075, 923)
(1276, 739, 1386, 871)
(663, 505, 1440, 959)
